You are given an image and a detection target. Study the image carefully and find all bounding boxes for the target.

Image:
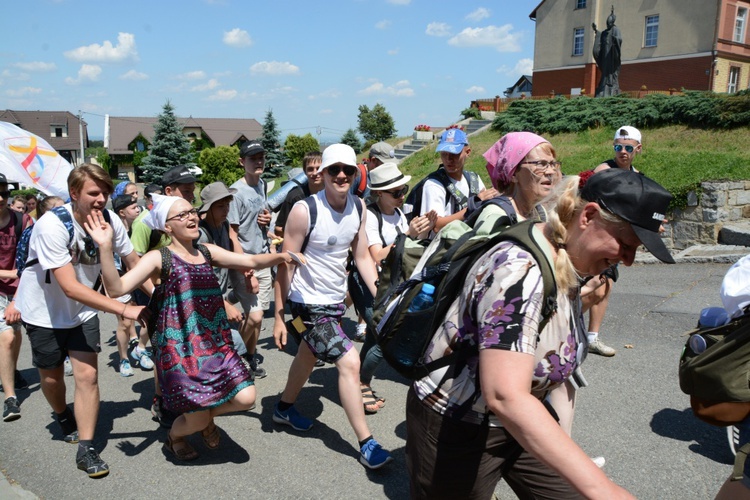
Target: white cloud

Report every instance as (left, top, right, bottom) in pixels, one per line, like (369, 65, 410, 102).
(387, 0, 410, 4)
(177, 70, 206, 80)
(358, 80, 414, 97)
(64, 33, 138, 63)
(448, 25, 521, 52)
(387, 48, 399, 55)
(191, 78, 221, 91)
(5, 86, 42, 97)
(223, 28, 253, 47)
(1, 69, 30, 82)
(13, 61, 56, 72)
(375, 20, 391, 30)
(466, 8, 491, 22)
(64, 64, 102, 85)
(426, 22, 451, 37)
(119, 69, 148, 81)
(250, 61, 300, 76)
(308, 89, 342, 100)
(207, 89, 237, 101)
(466, 86, 486, 94)
(496, 58, 534, 77)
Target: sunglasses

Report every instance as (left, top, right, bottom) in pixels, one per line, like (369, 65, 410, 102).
(614, 144, 635, 153)
(383, 186, 409, 198)
(326, 164, 358, 177)
(166, 208, 198, 222)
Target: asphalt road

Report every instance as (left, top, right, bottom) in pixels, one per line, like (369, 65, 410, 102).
(0, 260, 741, 499)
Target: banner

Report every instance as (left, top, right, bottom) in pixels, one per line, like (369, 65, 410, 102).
(0, 121, 73, 199)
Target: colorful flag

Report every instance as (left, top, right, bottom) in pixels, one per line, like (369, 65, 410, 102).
(0, 121, 73, 199)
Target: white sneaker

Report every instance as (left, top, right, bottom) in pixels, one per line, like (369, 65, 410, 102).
(588, 339, 616, 357)
(130, 347, 154, 370)
(64, 357, 74, 377)
(591, 456, 606, 468)
(120, 359, 134, 377)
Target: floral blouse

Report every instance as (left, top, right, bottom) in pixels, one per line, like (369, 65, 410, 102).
(413, 228, 586, 426)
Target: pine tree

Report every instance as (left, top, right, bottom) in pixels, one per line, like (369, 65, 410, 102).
(260, 109, 288, 180)
(140, 101, 194, 183)
(340, 128, 363, 154)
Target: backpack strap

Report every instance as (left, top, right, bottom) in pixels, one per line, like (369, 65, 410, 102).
(366, 202, 387, 247)
(8, 210, 23, 243)
(434, 168, 477, 213)
(196, 243, 212, 267)
(300, 197, 317, 254)
(26, 207, 77, 284)
(147, 227, 162, 251)
(158, 247, 172, 284)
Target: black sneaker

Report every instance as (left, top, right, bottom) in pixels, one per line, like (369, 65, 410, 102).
(64, 430, 80, 444)
(249, 357, 267, 379)
(76, 447, 110, 478)
(56, 408, 78, 442)
(3, 397, 20, 422)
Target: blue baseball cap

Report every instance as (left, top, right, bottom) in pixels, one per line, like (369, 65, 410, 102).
(436, 128, 469, 154)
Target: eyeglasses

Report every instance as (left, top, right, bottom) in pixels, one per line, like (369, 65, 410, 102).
(166, 208, 198, 222)
(326, 164, 358, 177)
(0, 191, 10, 199)
(383, 186, 409, 198)
(521, 160, 561, 174)
(614, 144, 635, 153)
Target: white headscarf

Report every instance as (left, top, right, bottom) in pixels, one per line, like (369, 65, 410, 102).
(144, 193, 181, 232)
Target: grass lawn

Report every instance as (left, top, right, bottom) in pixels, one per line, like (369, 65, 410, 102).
(395, 124, 750, 211)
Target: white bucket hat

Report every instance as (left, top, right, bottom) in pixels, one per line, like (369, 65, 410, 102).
(368, 162, 411, 191)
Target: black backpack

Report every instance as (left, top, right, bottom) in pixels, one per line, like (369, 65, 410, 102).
(402, 167, 480, 222)
(373, 219, 557, 380)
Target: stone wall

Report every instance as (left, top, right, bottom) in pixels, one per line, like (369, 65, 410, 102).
(666, 181, 750, 250)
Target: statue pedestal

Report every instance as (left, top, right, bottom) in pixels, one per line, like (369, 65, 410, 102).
(413, 131, 433, 141)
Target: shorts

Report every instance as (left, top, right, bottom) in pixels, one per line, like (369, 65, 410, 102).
(25, 316, 101, 370)
(289, 301, 352, 364)
(0, 295, 20, 334)
(229, 267, 273, 313)
(739, 417, 750, 487)
(405, 387, 579, 500)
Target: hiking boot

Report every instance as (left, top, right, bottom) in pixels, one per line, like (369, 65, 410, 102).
(64, 357, 74, 376)
(272, 403, 313, 431)
(3, 397, 20, 422)
(359, 438, 393, 469)
(130, 346, 154, 370)
(76, 447, 110, 478)
(0, 370, 29, 392)
(588, 339, 616, 357)
(119, 359, 134, 377)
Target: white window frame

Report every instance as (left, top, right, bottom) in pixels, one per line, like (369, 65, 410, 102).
(645, 15, 659, 48)
(735, 7, 747, 43)
(573, 28, 585, 56)
(728, 66, 740, 94)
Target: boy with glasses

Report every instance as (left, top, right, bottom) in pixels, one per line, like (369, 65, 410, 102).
(16, 164, 148, 477)
(585, 126, 642, 357)
(272, 143, 393, 470)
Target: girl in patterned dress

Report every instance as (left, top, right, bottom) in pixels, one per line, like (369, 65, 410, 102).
(85, 195, 304, 461)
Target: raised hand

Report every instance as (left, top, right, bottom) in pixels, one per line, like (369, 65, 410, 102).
(84, 210, 114, 248)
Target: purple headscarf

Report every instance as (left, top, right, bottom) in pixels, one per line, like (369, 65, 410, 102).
(483, 132, 549, 189)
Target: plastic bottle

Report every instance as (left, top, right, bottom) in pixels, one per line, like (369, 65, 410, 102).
(698, 306, 729, 328)
(407, 283, 436, 313)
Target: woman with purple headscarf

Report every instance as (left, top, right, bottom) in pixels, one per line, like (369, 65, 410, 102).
(472, 131, 561, 235)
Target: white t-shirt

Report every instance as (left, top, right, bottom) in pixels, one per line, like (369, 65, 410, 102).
(420, 174, 486, 217)
(17, 204, 134, 329)
(366, 207, 407, 248)
(289, 192, 362, 305)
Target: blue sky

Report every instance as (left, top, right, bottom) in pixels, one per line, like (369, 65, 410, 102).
(2, 0, 539, 143)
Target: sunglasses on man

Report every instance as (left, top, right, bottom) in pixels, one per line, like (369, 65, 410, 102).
(326, 164, 358, 177)
(614, 144, 636, 153)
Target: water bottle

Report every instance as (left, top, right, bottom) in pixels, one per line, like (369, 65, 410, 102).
(393, 283, 437, 369)
(699, 307, 729, 328)
(408, 283, 436, 313)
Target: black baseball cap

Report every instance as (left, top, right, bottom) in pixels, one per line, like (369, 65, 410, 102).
(161, 165, 197, 188)
(581, 169, 674, 264)
(112, 194, 137, 213)
(0, 173, 7, 184)
(240, 140, 264, 158)
(144, 183, 162, 199)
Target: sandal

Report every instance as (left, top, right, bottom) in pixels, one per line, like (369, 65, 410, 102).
(201, 421, 221, 449)
(164, 433, 199, 461)
(361, 385, 384, 415)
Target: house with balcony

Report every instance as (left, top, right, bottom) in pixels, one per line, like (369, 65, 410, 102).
(0, 110, 88, 166)
(530, 0, 750, 96)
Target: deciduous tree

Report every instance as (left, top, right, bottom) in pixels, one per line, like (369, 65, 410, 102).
(284, 133, 320, 167)
(357, 103, 396, 143)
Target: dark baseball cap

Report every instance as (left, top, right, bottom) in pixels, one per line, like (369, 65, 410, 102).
(144, 183, 162, 199)
(581, 169, 674, 264)
(161, 165, 197, 188)
(112, 194, 137, 213)
(240, 140, 264, 158)
(0, 173, 7, 184)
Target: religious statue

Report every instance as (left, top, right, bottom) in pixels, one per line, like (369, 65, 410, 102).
(592, 6, 622, 97)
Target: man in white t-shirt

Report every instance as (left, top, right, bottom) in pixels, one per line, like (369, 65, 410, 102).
(16, 165, 147, 479)
(272, 144, 393, 470)
(419, 128, 497, 234)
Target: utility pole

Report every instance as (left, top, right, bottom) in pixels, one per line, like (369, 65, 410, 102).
(78, 110, 84, 167)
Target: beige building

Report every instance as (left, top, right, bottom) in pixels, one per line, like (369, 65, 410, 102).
(530, 0, 750, 96)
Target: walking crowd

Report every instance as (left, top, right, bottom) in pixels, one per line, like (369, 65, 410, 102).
(3, 125, 731, 499)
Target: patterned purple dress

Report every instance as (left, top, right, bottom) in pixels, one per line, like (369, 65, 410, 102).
(152, 250, 252, 413)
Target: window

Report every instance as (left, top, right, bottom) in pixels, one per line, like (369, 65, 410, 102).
(573, 28, 585, 56)
(576, 0, 586, 9)
(728, 67, 740, 94)
(136, 141, 145, 152)
(645, 15, 659, 47)
(735, 8, 747, 43)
